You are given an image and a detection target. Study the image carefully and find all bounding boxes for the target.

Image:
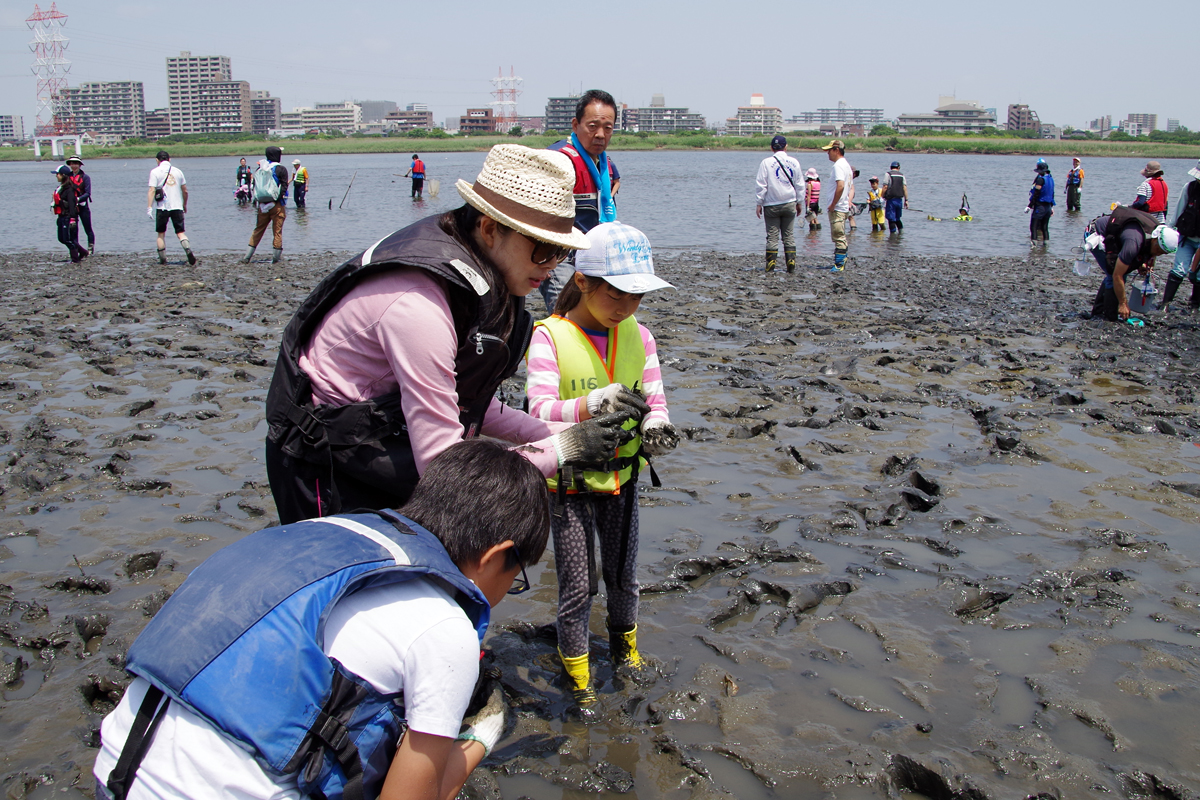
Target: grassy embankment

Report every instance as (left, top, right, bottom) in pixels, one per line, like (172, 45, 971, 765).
(3, 134, 1198, 162)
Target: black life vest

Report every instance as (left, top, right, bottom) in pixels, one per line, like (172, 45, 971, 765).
(264, 215, 533, 499)
(1176, 181, 1200, 239)
(1102, 206, 1161, 269)
(883, 171, 904, 199)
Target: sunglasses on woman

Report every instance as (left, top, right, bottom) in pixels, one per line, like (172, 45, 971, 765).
(521, 233, 573, 266)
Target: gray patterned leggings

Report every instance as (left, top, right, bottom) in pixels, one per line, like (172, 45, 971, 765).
(553, 485, 640, 658)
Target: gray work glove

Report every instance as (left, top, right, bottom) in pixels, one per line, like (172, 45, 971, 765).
(457, 669, 507, 757)
(552, 411, 636, 469)
(586, 383, 650, 420)
(641, 418, 681, 457)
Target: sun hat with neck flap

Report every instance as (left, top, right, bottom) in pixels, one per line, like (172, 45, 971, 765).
(457, 144, 591, 251)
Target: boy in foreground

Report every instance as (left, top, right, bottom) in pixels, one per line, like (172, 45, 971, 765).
(94, 437, 548, 800)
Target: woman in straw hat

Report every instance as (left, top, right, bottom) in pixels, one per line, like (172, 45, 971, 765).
(265, 144, 650, 524)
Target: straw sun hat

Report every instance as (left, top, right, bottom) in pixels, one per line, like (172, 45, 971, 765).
(457, 145, 591, 250)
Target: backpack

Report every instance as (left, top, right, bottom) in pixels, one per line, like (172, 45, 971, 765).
(253, 163, 282, 203)
(1176, 181, 1200, 238)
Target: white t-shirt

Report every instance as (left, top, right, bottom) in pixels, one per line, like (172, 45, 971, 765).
(830, 157, 853, 212)
(92, 578, 481, 800)
(148, 162, 186, 211)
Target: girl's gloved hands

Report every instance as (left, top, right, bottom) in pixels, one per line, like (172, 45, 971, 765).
(641, 418, 681, 456)
(586, 383, 650, 420)
(552, 411, 636, 469)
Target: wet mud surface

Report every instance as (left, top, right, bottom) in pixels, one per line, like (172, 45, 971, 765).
(1, 249, 1198, 799)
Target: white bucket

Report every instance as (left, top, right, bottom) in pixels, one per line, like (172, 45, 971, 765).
(1127, 280, 1157, 314)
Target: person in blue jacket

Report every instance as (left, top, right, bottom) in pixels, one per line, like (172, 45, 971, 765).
(93, 437, 549, 800)
(1028, 158, 1055, 244)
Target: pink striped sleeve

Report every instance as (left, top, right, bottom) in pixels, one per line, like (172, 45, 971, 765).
(525, 325, 586, 423)
(479, 397, 567, 478)
(639, 324, 670, 426)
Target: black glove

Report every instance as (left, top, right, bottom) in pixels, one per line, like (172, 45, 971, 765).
(552, 411, 636, 469)
(586, 383, 650, 421)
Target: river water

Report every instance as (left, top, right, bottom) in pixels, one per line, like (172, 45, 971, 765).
(3, 151, 1196, 260)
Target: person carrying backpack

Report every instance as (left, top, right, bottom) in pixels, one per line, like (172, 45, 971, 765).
(242, 145, 290, 264)
(1161, 160, 1200, 314)
(882, 161, 909, 233)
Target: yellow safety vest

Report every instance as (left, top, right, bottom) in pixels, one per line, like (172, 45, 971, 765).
(536, 314, 645, 494)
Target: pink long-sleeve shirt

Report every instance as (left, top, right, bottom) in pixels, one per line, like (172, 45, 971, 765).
(298, 268, 566, 477)
(525, 316, 671, 425)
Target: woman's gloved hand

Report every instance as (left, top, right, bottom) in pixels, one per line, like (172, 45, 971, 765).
(641, 418, 681, 456)
(552, 411, 636, 469)
(457, 668, 507, 757)
(586, 383, 650, 421)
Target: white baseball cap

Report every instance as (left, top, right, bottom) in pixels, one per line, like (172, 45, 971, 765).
(574, 222, 674, 294)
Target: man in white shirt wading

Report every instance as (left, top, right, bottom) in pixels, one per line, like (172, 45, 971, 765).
(822, 139, 853, 272)
(146, 150, 196, 265)
(754, 134, 803, 273)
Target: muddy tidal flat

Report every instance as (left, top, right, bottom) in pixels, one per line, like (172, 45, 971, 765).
(1, 249, 1199, 799)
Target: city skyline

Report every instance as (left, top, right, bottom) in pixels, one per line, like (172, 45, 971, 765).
(0, 0, 1192, 135)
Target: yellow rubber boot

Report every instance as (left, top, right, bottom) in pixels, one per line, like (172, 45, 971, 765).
(608, 624, 644, 669)
(558, 648, 597, 708)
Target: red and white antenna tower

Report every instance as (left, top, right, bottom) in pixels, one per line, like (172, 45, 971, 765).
(27, 3, 73, 136)
(489, 66, 522, 133)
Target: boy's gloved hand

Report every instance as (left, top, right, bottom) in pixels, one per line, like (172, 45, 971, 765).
(457, 668, 507, 757)
(552, 411, 635, 469)
(641, 418, 681, 456)
(586, 383, 650, 420)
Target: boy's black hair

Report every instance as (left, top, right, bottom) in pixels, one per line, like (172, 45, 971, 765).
(574, 90, 617, 122)
(412, 154, 419, 160)
(402, 438, 549, 571)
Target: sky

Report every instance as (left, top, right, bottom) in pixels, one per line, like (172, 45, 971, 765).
(0, 0, 1192, 134)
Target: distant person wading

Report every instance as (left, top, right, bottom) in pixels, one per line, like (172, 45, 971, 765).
(243, 146, 290, 264)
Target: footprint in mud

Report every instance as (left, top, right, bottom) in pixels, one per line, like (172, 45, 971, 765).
(46, 575, 111, 595)
(79, 674, 126, 714)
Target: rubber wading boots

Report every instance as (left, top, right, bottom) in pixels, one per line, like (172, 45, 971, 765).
(785, 248, 796, 273)
(272, 248, 283, 264)
(765, 250, 777, 272)
(608, 620, 656, 685)
(242, 246, 256, 263)
(558, 648, 598, 718)
(1159, 273, 1183, 312)
(608, 622, 644, 669)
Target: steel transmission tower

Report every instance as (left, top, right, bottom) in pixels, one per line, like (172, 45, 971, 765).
(489, 67, 522, 133)
(27, 3, 73, 136)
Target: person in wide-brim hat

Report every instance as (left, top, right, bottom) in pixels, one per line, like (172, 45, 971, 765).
(1141, 161, 1164, 178)
(263, 143, 636, 527)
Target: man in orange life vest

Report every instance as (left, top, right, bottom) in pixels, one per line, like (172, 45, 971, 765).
(404, 154, 426, 199)
(541, 89, 622, 311)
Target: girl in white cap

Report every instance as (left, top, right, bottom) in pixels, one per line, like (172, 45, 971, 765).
(264, 144, 643, 523)
(525, 221, 681, 718)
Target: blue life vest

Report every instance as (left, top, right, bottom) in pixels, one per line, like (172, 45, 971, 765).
(1033, 174, 1055, 204)
(119, 510, 490, 800)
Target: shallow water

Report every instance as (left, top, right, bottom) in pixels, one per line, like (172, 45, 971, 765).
(1, 247, 1197, 798)
(3, 151, 1196, 260)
